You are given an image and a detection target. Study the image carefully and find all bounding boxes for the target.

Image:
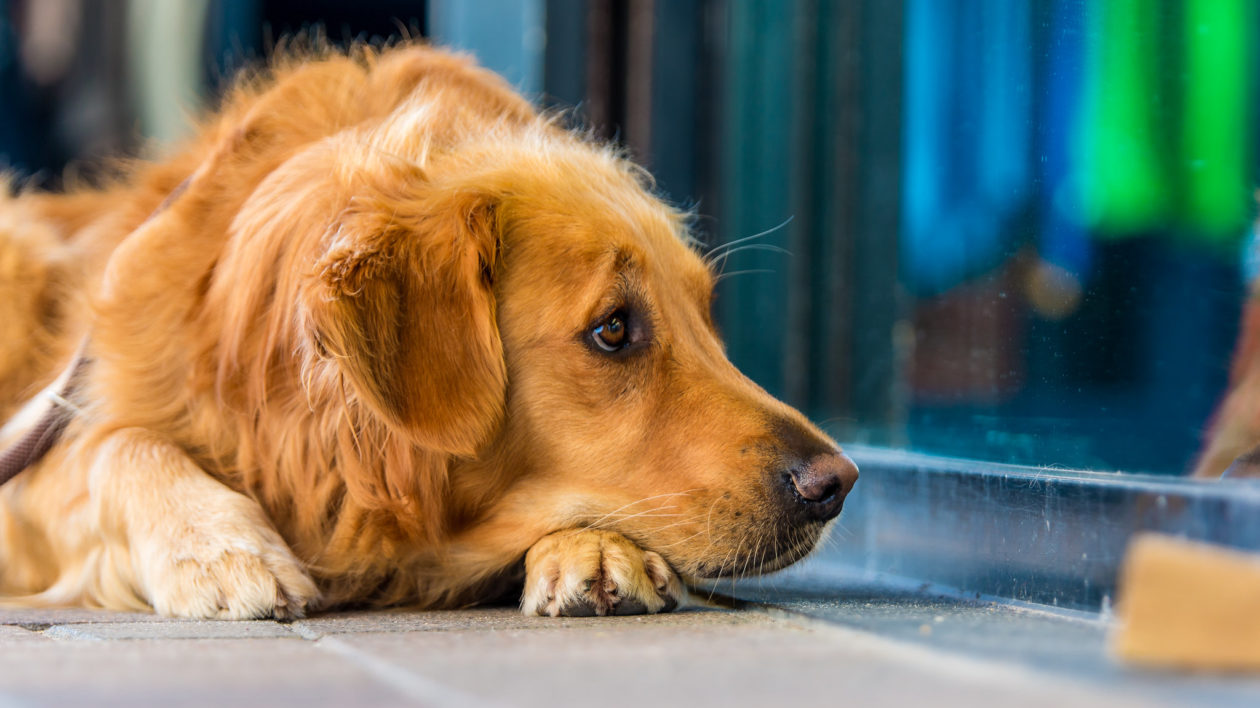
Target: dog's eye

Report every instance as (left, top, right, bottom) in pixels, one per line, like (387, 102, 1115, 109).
(592, 312, 629, 352)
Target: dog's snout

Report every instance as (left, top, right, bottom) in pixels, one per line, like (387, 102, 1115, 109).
(782, 452, 858, 522)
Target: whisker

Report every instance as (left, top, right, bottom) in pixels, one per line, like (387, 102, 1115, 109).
(585, 490, 698, 529)
(706, 243, 793, 275)
(814, 415, 856, 428)
(633, 518, 699, 535)
(706, 531, 740, 602)
(728, 530, 745, 584)
(653, 528, 707, 548)
(721, 242, 793, 258)
(703, 496, 720, 544)
(693, 496, 724, 568)
(714, 268, 775, 284)
(758, 523, 778, 586)
(750, 532, 763, 580)
(735, 529, 752, 585)
(829, 521, 854, 542)
(746, 535, 760, 584)
(703, 216, 795, 265)
(610, 512, 687, 519)
(588, 509, 685, 530)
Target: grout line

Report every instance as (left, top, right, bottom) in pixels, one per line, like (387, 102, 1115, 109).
(285, 624, 504, 708)
(286, 623, 324, 641)
(42, 625, 104, 641)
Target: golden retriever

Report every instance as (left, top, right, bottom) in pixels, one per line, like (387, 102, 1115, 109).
(0, 44, 857, 618)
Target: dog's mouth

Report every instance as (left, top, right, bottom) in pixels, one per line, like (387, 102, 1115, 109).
(679, 522, 827, 581)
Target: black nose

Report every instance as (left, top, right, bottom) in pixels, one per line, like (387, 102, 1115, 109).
(781, 452, 859, 522)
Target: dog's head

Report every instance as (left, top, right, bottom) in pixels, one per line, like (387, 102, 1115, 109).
(269, 111, 859, 579)
(484, 144, 860, 579)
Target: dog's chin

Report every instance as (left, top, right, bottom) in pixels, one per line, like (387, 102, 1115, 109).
(678, 521, 829, 581)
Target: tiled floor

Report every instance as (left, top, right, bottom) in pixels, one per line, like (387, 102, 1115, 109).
(3, 588, 1256, 708)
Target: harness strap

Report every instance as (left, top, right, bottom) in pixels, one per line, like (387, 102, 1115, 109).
(0, 355, 89, 485)
(0, 175, 190, 486)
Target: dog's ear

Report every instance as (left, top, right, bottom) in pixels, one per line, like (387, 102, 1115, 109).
(305, 181, 505, 456)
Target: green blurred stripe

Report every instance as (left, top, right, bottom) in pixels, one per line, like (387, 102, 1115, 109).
(1080, 0, 1169, 235)
(1181, 0, 1250, 240)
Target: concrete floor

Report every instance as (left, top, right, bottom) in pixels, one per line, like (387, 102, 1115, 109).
(2, 575, 1259, 708)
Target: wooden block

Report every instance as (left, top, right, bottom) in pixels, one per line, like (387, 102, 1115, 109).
(1112, 533, 1260, 672)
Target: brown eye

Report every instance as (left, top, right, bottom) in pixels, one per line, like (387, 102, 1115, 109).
(592, 312, 629, 352)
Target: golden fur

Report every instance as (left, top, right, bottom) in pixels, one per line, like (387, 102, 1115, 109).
(0, 44, 856, 617)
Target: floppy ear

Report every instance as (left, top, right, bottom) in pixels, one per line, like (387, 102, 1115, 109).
(305, 186, 506, 456)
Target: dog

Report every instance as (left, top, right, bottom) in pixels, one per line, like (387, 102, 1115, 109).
(0, 44, 857, 618)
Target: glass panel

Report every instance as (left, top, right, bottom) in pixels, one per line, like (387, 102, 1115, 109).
(698, 0, 1254, 476)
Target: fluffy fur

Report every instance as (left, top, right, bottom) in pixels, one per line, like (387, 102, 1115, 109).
(0, 44, 856, 618)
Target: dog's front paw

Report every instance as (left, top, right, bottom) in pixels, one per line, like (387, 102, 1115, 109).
(138, 502, 320, 620)
(521, 529, 686, 617)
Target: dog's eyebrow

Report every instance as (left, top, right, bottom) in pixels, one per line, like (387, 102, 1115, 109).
(612, 248, 638, 272)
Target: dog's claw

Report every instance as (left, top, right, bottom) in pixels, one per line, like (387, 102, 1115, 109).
(521, 529, 687, 617)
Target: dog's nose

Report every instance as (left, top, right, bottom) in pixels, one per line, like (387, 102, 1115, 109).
(782, 452, 858, 522)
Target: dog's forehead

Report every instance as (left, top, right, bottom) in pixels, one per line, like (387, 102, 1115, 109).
(517, 199, 709, 293)
(494, 194, 712, 338)
(635, 222, 713, 297)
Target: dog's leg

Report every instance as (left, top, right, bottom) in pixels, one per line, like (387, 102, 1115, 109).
(521, 528, 687, 616)
(90, 427, 319, 619)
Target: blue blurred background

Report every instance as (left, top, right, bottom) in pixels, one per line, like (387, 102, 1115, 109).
(0, 0, 1253, 475)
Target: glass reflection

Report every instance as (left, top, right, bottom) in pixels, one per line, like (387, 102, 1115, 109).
(875, 0, 1251, 475)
